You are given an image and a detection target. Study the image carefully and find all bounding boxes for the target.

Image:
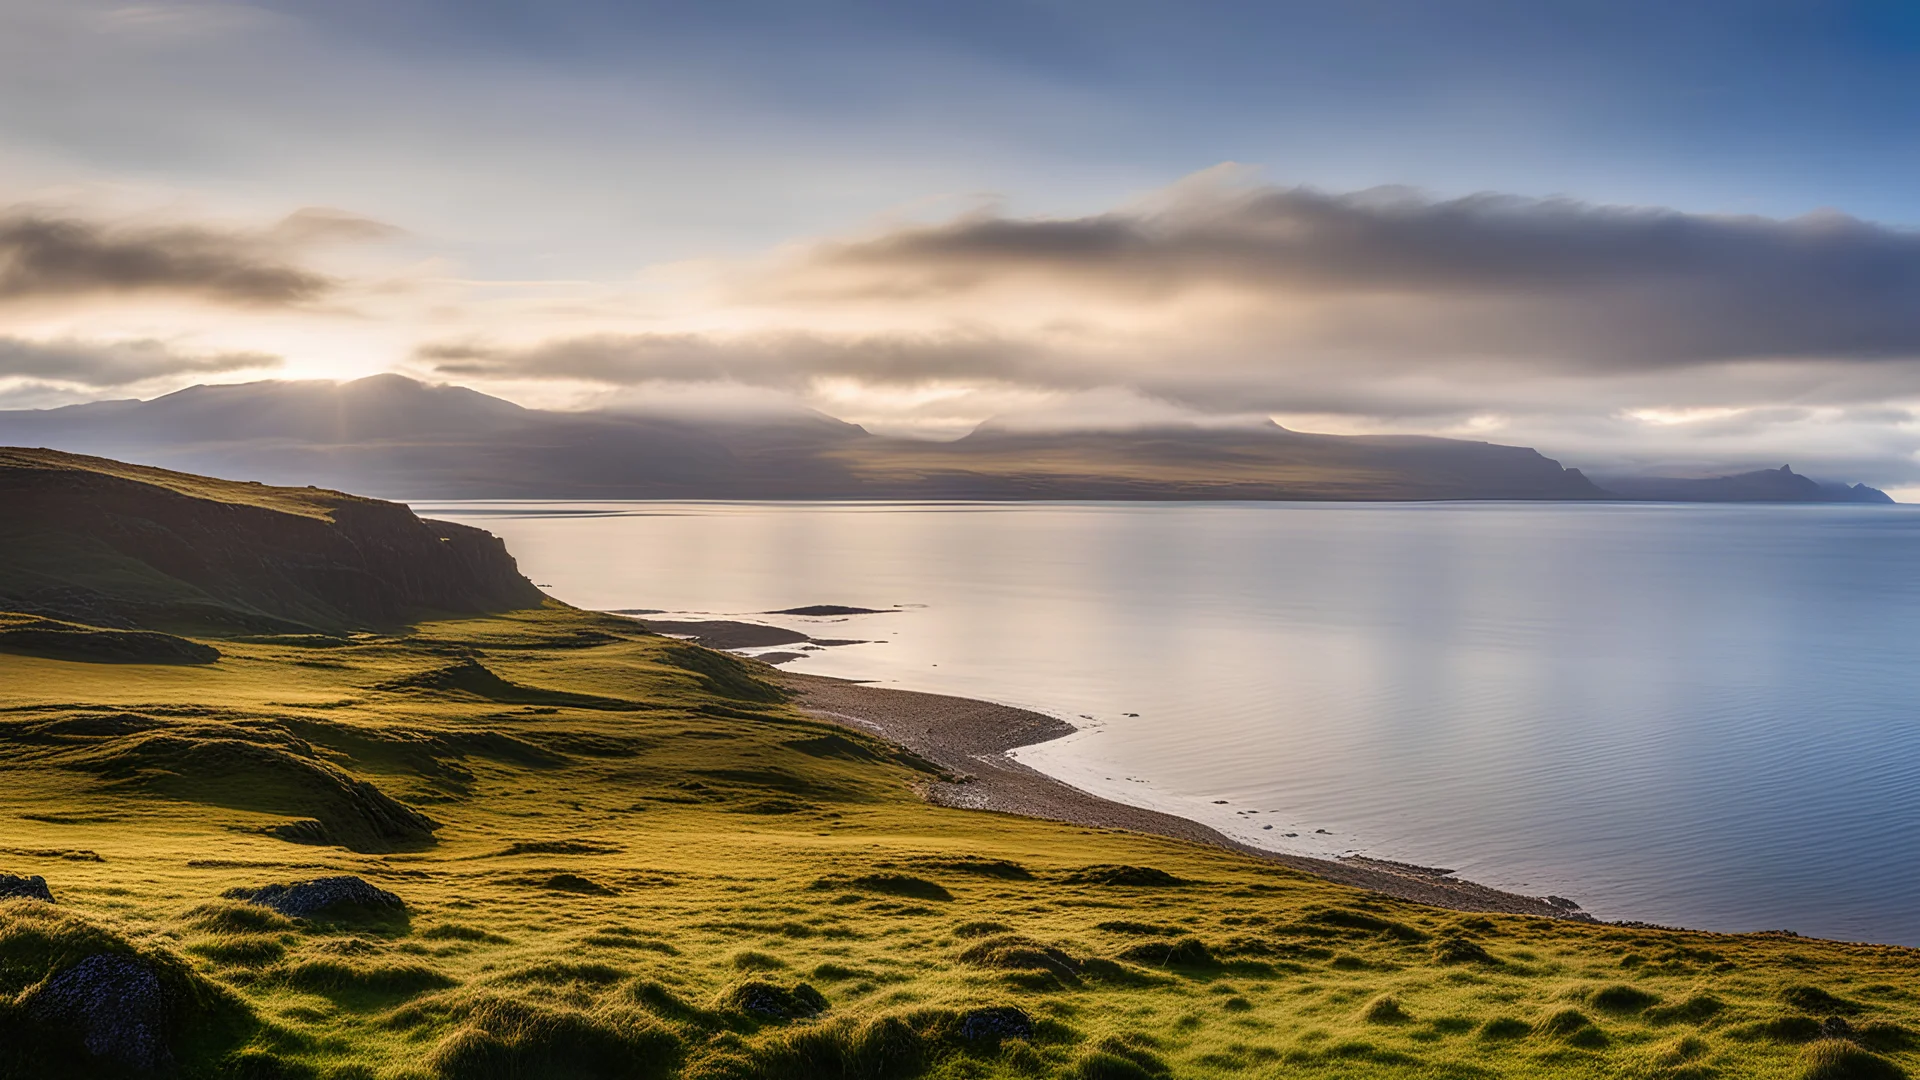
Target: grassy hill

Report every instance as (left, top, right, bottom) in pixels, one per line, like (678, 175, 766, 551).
(0, 448, 545, 636)
(2, 457, 1917, 1079)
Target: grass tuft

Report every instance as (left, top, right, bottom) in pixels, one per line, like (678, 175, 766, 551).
(1799, 1039, 1909, 1080)
(1058, 865, 1185, 887)
(1431, 933, 1495, 965)
(1787, 985, 1867, 1016)
(424, 996, 681, 1080)
(420, 922, 510, 944)
(953, 920, 1014, 938)
(1363, 994, 1412, 1024)
(820, 874, 953, 902)
(1592, 982, 1663, 1014)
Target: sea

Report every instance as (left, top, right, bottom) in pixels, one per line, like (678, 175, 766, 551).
(416, 500, 1920, 946)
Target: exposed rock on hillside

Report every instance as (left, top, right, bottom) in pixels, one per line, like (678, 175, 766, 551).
(0, 873, 53, 902)
(1596, 464, 1895, 503)
(23, 953, 175, 1072)
(236, 875, 406, 919)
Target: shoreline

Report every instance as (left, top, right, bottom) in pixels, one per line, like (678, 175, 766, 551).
(777, 668, 1590, 921)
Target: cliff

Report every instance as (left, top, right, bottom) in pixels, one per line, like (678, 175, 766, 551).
(0, 448, 547, 635)
(1596, 464, 1896, 504)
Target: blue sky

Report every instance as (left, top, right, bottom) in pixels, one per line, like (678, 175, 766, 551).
(3, 0, 1920, 487)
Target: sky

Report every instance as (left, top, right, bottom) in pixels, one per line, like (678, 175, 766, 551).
(3, 0, 1920, 489)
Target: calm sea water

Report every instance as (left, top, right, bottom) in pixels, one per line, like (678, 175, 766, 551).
(417, 500, 1920, 945)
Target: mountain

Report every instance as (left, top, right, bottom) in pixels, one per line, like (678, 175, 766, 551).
(1596, 465, 1896, 504)
(829, 425, 1608, 500)
(0, 375, 870, 499)
(0, 375, 1618, 501)
(0, 376, 1894, 501)
(0, 447, 546, 635)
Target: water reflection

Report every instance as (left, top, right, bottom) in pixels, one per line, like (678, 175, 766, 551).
(418, 500, 1920, 945)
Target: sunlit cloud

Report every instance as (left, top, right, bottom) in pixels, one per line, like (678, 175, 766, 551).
(1623, 406, 1750, 427)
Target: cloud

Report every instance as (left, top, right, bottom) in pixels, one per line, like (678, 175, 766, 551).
(0, 206, 393, 306)
(420, 174, 1920, 482)
(0, 337, 281, 387)
(779, 183, 1920, 369)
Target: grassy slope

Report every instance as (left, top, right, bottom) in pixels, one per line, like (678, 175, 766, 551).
(0, 447, 353, 519)
(3, 605, 1918, 1080)
(0, 447, 544, 638)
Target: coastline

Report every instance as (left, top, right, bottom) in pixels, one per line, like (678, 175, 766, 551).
(778, 668, 1589, 921)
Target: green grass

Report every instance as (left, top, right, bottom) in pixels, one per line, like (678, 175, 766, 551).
(1, 603, 1918, 1079)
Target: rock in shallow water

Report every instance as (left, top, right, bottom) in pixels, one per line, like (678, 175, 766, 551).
(25, 953, 172, 1072)
(237, 875, 405, 918)
(0, 873, 54, 902)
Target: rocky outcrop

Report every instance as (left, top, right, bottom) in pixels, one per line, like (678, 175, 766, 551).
(23, 953, 174, 1072)
(959, 1006, 1034, 1041)
(235, 875, 406, 919)
(1598, 464, 1896, 503)
(0, 873, 53, 902)
(0, 447, 546, 634)
(721, 981, 827, 1020)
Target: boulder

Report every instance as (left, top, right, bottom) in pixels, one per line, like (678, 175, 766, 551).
(0, 873, 53, 902)
(24, 953, 172, 1072)
(723, 981, 827, 1020)
(236, 875, 405, 918)
(959, 1006, 1034, 1041)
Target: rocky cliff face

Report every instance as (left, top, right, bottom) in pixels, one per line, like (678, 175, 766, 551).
(1595, 464, 1895, 503)
(0, 448, 546, 634)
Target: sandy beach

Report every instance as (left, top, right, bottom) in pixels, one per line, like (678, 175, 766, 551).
(641, 612, 1591, 919)
(778, 668, 1588, 920)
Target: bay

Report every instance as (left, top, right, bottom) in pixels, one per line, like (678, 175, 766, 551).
(417, 500, 1920, 945)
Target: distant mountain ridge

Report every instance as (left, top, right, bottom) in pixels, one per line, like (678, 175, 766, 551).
(0, 375, 1892, 503)
(1595, 464, 1894, 504)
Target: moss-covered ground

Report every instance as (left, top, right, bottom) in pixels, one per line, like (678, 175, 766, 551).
(2, 604, 1917, 1079)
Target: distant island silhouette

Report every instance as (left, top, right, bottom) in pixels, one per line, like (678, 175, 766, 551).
(0, 375, 1893, 503)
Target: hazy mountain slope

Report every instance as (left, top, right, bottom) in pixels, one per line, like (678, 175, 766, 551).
(0, 375, 871, 499)
(0, 447, 546, 634)
(832, 425, 1607, 499)
(0, 375, 1892, 501)
(1596, 464, 1896, 503)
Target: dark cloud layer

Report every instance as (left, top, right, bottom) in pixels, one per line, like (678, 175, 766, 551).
(0, 207, 391, 306)
(420, 183, 1920, 486)
(0, 337, 281, 387)
(801, 187, 1920, 368)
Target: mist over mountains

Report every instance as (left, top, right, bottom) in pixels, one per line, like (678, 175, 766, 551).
(0, 375, 1891, 503)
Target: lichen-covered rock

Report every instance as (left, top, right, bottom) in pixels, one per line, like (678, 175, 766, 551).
(236, 875, 405, 918)
(960, 1006, 1034, 1041)
(0, 873, 53, 902)
(24, 953, 173, 1072)
(723, 980, 827, 1020)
